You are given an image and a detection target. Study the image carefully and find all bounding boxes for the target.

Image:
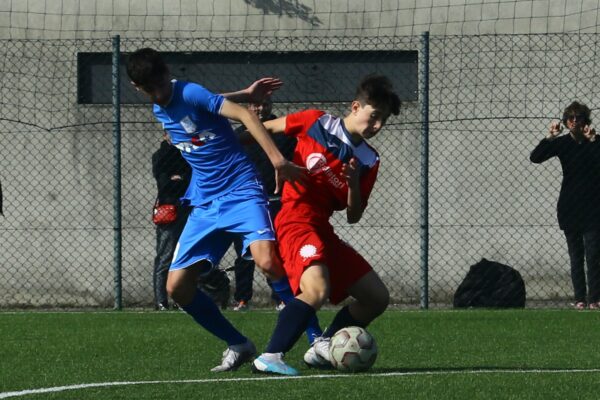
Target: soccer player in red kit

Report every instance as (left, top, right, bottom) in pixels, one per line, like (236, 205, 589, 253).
(252, 75, 401, 375)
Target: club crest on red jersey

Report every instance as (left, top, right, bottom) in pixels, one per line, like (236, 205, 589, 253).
(299, 244, 318, 260)
(306, 153, 328, 174)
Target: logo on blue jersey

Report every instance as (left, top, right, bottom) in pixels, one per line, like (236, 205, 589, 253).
(175, 130, 217, 153)
(180, 115, 197, 133)
(191, 130, 216, 146)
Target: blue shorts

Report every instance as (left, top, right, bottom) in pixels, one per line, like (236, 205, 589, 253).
(170, 182, 275, 272)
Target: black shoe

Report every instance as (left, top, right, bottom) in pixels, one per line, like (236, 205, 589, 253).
(157, 303, 169, 311)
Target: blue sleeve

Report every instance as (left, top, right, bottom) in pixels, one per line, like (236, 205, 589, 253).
(182, 82, 225, 115)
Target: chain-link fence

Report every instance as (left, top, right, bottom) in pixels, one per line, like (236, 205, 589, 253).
(1, 33, 598, 309)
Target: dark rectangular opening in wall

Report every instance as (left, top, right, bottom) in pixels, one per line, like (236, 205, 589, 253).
(77, 51, 418, 104)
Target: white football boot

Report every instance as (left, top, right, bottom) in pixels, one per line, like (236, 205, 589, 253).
(210, 340, 256, 372)
(252, 352, 299, 376)
(303, 336, 333, 369)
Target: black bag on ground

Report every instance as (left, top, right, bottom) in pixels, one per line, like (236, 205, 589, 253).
(453, 258, 526, 308)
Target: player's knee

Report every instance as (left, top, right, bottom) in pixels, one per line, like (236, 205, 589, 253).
(166, 276, 193, 305)
(254, 256, 283, 279)
(315, 287, 330, 307)
(302, 284, 330, 308)
(166, 278, 179, 301)
(166, 278, 181, 301)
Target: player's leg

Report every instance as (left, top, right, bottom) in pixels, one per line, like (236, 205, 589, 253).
(247, 236, 296, 303)
(265, 263, 330, 355)
(304, 271, 389, 368)
(304, 239, 387, 365)
(266, 278, 285, 309)
(229, 188, 316, 321)
(252, 263, 329, 375)
(345, 270, 390, 323)
(267, 199, 287, 310)
(250, 239, 323, 342)
(167, 263, 256, 372)
(197, 267, 231, 310)
(223, 187, 323, 374)
(168, 206, 256, 372)
(248, 239, 284, 281)
(319, 271, 389, 340)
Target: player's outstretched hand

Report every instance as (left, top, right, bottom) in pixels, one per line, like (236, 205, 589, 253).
(342, 158, 360, 187)
(245, 78, 283, 103)
(274, 160, 308, 194)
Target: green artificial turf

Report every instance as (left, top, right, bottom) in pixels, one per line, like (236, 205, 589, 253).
(1, 309, 600, 399)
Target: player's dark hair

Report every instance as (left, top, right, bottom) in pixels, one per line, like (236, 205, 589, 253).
(126, 48, 169, 86)
(355, 75, 401, 116)
(562, 101, 591, 125)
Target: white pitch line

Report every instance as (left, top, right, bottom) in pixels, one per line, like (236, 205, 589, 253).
(2, 369, 600, 399)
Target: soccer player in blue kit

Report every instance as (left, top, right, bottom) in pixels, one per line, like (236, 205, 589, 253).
(126, 48, 307, 372)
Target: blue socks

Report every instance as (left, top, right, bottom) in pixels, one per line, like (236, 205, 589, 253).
(266, 298, 316, 354)
(271, 277, 295, 303)
(271, 277, 323, 344)
(181, 289, 247, 346)
(305, 315, 323, 344)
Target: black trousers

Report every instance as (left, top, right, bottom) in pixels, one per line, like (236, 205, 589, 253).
(153, 209, 188, 307)
(564, 228, 600, 303)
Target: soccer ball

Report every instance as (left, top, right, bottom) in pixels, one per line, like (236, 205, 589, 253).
(329, 326, 378, 372)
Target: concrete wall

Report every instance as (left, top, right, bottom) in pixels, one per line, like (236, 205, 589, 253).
(0, 0, 599, 39)
(1, 1, 599, 307)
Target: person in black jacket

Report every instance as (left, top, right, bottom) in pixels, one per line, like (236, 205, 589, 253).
(530, 101, 600, 310)
(152, 131, 192, 310)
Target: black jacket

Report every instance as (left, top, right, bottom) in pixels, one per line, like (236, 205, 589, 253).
(531, 134, 600, 232)
(152, 140, 191, 205)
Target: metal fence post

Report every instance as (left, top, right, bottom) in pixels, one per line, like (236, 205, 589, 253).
(419, 31, 430, 309)
(112, 35, 122, 310)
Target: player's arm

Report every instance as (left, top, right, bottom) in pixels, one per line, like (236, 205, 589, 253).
(236, 116, 287, 144)
(220, 100, 307, 193)
(263, 117, 287, 135)
(343, 158, 364, 224)
(220, 77, 282, 103)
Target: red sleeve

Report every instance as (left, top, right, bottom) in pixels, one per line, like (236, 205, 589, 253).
(284, 109, 326, 138)
(360, 160, 379, 210)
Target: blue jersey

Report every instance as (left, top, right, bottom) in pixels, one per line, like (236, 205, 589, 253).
(153, 80, 259, 206)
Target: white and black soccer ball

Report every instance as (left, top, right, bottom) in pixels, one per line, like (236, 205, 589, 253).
(329, 326, 378, 372)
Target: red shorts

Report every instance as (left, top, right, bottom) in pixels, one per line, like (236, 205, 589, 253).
(275, 216, 372, 305)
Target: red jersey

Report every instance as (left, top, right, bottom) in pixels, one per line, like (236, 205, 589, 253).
(279, 109, 380, 220)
